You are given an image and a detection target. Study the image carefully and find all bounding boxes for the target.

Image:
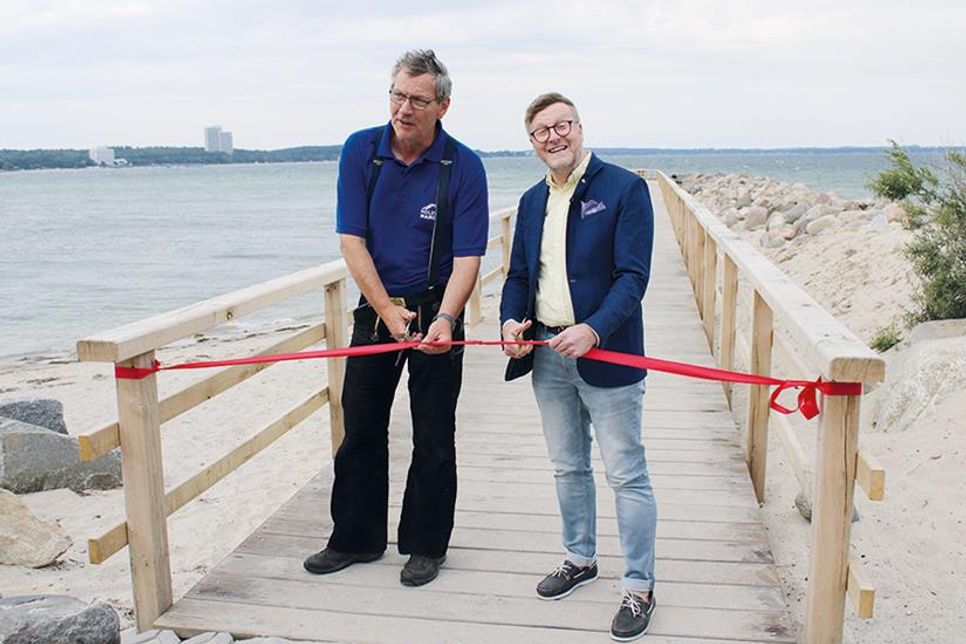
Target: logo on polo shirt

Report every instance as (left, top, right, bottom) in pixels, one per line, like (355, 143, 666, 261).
(419, 202, 437, 221)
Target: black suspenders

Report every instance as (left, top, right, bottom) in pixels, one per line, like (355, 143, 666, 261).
(366, 129, 456, 290)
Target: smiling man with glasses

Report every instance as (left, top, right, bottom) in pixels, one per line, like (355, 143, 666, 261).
(303, 49, 488, 589)
(501, 92, 657, 641)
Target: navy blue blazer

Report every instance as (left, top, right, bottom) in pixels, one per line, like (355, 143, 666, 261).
(500, 153, 654, 387)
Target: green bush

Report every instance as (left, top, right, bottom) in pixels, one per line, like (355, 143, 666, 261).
(869, 143, 966, 324)
(870, 325, 902, 352)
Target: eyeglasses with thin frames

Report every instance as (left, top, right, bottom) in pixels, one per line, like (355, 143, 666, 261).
(529, 120, 576, 143)
(389, 89, 436, 110)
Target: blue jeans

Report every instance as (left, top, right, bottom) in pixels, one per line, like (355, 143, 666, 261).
(531, 332, 656, 592)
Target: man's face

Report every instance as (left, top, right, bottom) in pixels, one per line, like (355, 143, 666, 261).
(528, 102, 584, 177)
(390, 70, 450, 148)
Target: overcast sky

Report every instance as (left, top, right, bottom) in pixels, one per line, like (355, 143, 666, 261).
(1, 0, 963, 151)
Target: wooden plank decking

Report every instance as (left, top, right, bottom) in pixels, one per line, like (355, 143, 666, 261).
(155, 182, 795, 642)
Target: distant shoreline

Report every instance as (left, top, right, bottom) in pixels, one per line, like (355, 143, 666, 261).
(0, 144, 956, 172)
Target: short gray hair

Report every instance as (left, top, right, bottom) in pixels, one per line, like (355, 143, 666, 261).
(391, 49, 452, 102)
(525, 92, 579, 131)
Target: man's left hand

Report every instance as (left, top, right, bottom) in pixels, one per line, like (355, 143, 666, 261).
(416, 317, 453, 355)
(547, 323, 597, 358)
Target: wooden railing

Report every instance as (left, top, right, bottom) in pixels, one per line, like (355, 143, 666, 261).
(652, 170, 886, 644)
(76, 208, 515, 631)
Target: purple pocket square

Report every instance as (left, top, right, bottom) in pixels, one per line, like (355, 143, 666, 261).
(580, 199, 606, 218)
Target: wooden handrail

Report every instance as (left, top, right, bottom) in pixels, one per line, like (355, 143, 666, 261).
(650, 170, 886, 644)
(75, 207, 518, 632)
(78, 261, 347, 363)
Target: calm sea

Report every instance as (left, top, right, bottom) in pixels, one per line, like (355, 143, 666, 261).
(0, 150, 943, 360)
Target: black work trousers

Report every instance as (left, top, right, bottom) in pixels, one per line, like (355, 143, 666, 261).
(327, 293, 464, 558)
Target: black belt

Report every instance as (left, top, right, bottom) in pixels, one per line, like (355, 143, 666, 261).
(536, 320, 571, 335)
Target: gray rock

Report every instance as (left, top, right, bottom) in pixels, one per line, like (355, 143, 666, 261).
(839, 209, 870, 223)
(795, 491, 860, 523)
(183, 632, 234, 644)
(870, 214, 888, 230)
(805, 214, 840, 235)
(745, 205, 769, 229)
(0, 418, 122, 494)
(0, 399, 67, 435)
(0, 489, 72, 567)
(736, 188, 752, 208)
(870, 333, 966, 433)
(0, 595, 120, 644)
(883, 202, 907, 223)
(766, 212, 786, 233)
(906, 319, 966, 344)
(783, 203, 808, 223)
(123, 630, 161, 644)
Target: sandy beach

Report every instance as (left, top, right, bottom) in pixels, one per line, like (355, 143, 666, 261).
(2, 176, 963, 643)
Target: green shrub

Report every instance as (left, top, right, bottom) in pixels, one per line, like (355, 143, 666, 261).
(869, 143, 966, 324)
(870, 325, 902, 352)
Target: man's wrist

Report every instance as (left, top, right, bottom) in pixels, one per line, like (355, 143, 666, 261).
(433, 311, 460, 330)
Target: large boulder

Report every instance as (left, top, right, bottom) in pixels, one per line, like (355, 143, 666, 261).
(0, 489, 72, 567)
(0, 418, 122, 494)
(869, 327, 966, 433)
(0, 399, 68, 435)
(0, 595, 119, 644)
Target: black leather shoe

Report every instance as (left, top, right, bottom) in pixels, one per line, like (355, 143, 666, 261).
(400, 554, 446, 587)
(536, 560, 598, 599)
(610, 590, 655, 641)
(303, 547, 383, 574)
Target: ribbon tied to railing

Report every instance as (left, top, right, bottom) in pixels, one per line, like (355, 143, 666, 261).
(113, 339, 862, 420)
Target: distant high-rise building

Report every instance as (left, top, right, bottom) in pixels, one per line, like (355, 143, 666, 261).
(89, 146, 115, 165)
(204, 125, 234, 154)
(204, 126, 222, 153)
(219, 131, 233, 154)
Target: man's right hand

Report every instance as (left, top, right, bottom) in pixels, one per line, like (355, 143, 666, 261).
(502, 319, 533, 359)
(379, 303, 419, 342)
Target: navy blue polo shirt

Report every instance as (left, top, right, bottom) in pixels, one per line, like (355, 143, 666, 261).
(335, 121, 489, 297)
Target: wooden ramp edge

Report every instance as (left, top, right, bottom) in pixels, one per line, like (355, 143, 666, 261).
(155, 181, 795, 643)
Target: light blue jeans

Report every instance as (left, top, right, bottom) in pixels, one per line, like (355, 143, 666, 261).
(531, 332, 656, 592)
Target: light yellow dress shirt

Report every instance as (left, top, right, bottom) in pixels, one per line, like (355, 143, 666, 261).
(535, 151, 592, 327)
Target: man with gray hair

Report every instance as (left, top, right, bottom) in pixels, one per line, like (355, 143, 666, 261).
(501, 92, 656, 640)
(303, 49, 488, 587)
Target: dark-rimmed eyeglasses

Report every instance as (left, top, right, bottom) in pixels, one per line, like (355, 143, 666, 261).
(389, 89, 436, 110)
(529, 120, 576, 143)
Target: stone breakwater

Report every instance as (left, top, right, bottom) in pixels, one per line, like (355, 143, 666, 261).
(675, 172, 909, 248)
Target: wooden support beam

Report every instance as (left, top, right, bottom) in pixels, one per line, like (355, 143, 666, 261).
(719, 255, 739, 406)
(702, 235, 717, 350)
(324, 280, 348, 455)
(856, 450, 886, 501)
(88, 389, 328, 564)
(79, 322, 327, 461)
(847, 556, 876, 619)
(746, 290, 774, 504)
(804, 392, 862, 643)
(114, 351, 172, 631)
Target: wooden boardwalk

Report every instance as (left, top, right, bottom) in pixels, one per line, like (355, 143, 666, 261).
(155, 183, 794, 642)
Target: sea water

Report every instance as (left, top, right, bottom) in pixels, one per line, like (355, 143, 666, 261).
(0, 150, 944, 359)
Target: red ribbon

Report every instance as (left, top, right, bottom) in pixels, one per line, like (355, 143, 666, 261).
(114, 340, 861, 420)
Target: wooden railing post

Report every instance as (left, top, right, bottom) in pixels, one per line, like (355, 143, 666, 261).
(115, 350, 172, 631)
(701, 235, 717, 349)
(501, 212, 512, 278)
(804, 393, 862, 643)
(324, 278, 348, 454)
(719, 255, 739, 405)
(468, 274, 482, 325)
(746, 290, 774, 503)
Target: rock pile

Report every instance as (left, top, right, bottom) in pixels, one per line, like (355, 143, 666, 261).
(0, 398, 122, 494)
(675, 173, 908, 249)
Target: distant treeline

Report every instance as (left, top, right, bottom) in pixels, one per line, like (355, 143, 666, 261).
(1, 144, 957, 171)
(0, 146, 343, 171)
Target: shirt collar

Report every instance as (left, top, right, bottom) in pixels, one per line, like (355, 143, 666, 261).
(546, 150, 592, 190)
(377, 121, 448, 164)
